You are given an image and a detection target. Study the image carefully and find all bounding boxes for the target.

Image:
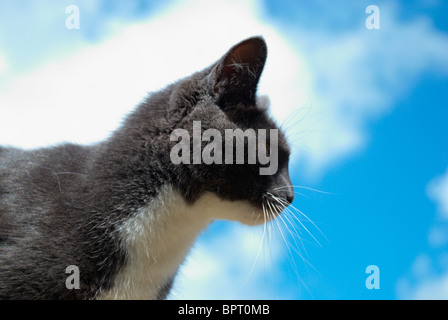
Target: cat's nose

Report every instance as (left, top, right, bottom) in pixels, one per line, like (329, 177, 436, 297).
(269, 188, 294, 206)
(271, 168, 295, 206)
(285, 192, 295, 205)
(280, 187, 294, 205)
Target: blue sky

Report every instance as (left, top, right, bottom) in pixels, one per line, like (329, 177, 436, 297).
(0, 0, 447, 299)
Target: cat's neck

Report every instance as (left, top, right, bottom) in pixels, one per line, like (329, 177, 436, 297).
(96, 185, 214, 300)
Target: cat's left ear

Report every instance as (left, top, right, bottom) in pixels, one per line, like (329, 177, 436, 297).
(212, 36, 267, 107)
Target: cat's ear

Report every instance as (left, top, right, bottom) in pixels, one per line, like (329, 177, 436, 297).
(212, 36, 267, 107)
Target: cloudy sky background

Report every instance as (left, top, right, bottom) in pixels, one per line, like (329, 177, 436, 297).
(0, 0, 447, 299)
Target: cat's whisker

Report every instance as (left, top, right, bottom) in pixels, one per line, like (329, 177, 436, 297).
(279, 103, 314, 134)
(40, 166, 62, 193)
(275, 196, 323, 247)
(294, 186, 336, 196)
(268, 193, 322, 261)
(276, 205, 308, 258)
(244, 202, 268, 285)
(250, 208, 260, 225)
(266, 199, 304, 283)
(265, 200, 273, 255)
(1, 36, 311, 300)
(267, 194, 308, 255)
(273, 185, 336, 195)
(269, 187, 309, 200)
(271, 196, 322, 277)
(268, 186, 328, 245)
(286, 201, 328, 243)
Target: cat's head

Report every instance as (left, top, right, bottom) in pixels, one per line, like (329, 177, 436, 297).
(166, 36, 294, 225)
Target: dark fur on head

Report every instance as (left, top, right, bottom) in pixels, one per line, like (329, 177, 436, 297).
(0, 36, 294, 299)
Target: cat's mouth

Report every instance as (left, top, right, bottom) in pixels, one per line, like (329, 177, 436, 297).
(262, 193, 291, 218)
(196, 192, 293, 226)
(241, 194, 292, 226)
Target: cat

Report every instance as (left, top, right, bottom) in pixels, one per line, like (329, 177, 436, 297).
(0, 36, 294, 299)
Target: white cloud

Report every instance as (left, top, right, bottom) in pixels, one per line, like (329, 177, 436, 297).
(286, 6, 448, 176)
(397, 169, 448, 299)
(0, 0, 310, 300)
(428, 226, 448, 247)
(398, 269, 448, 300)
(169, 223, 296, 300)
(3, 2, 446, 177)
(2, 0, 448, 300)
(0, 0, 310, 150)
(428, 167, 448, 220)
(426, 168, 448, 248)
(411, 274, 448, 300)
(411, 254, 433, 277)
(0, 52, 7, 75)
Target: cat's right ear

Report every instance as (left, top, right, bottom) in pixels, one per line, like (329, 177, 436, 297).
(211, 37, 267, 108)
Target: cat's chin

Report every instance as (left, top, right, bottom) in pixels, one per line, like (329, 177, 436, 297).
(238, 203, 284, 226)
(192, 192, 278, 226)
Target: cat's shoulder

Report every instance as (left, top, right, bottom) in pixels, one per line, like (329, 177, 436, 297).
(0, 143, 93, 166)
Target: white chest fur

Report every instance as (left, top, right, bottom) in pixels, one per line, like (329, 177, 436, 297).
(96, 185, 259, 300)
(96, 186, 210, 299)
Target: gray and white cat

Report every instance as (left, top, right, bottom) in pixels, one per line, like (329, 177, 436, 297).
(0, 36, 294, 299)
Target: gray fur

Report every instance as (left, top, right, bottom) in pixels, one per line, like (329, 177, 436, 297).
(0, 37, 294, 299)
